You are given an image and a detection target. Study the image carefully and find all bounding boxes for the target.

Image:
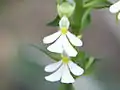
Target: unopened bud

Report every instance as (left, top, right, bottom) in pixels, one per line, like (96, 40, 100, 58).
(57, 2, 75, 17)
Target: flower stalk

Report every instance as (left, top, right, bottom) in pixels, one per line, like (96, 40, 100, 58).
(39, 0, 117, 90)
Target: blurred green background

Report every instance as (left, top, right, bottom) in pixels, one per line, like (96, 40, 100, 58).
(0, 0, 120, 90)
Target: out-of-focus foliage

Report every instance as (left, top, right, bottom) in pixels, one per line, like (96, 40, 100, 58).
(0, 0, 7, 13)
(47, 15, 60, 27)
(31, 43, 61, 61)
(10, 45, 59, 90)
(83, 0, 112, 9)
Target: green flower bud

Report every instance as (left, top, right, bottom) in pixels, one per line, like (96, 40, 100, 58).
(57, 2, 75, 18)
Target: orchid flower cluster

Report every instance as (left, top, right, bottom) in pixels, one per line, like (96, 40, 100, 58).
(43, 16, 84, 83)
(41, 0, 120, 85)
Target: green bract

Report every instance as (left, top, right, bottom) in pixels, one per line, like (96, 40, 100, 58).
(57, 2, 75, 17)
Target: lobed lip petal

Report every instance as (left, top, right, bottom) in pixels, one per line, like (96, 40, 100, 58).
(59, 16, 70, 29)
(68, 61, 84, 76)
(45, 64, 64, 82)
(62, 35, 77, 57)
(43, 31, 61, 44)
(47, 35, 63, 53)
(45, 60, 62, 72)
(67, 31, 83, 46)
(61, 64, 75, 83)
(109, 1, 120, 13)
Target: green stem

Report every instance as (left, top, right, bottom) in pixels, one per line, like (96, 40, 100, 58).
(83, 0, 112, 8)
(71, 0, 83, 35)
(83, 0, 98, 8)
(59, 83, 75, 90)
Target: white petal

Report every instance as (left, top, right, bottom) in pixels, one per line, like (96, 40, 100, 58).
(59, 16, 70, 29)
(109, 1, 120, 13)
(67, 32, 83, 46)
(62, 35, 77, 57)
(45, 60, 62, 72)
(43, 31, 61, 44)
(61, 64, 75, 83)
(47, 36, 63, 53)
(45, 64, 64, 82)
(68, 61, 84, 76)
(118, 12, 120, 20)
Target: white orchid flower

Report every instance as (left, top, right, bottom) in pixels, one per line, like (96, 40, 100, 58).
(43, 16, 83, 57)
(45, 56, 84, 83)
(109, 1, 120, 20)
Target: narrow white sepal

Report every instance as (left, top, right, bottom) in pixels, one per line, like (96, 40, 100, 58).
(109, 1, 120, 13)
(43, 31, 61, 44)
(59, 16, 70, 29)
(67, 31, 83, 46)
(68, 61, 84, 76)
(45, 60, 62, 72)
(45, 64, 64, 82)
(62, 35, 77, 57)
(61, 64, 75, 83)
(47, 35, 63, 53)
